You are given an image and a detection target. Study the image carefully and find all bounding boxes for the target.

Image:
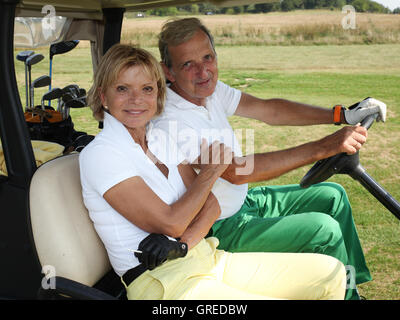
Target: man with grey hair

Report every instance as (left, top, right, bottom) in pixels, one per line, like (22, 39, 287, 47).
(152, 17, 386, 299)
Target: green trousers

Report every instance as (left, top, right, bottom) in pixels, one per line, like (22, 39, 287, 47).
(209, 182, 372, 300)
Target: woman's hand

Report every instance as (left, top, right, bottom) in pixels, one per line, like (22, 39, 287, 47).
(134, 233, 188, 270)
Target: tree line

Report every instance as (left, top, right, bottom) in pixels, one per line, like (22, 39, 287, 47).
(139, 0, 398, 16)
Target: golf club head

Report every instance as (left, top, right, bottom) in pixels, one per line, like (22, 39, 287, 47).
(62, 84, 80, 97)
(50, 40, 80, 59)
(48, 40, 79, 96)
(26, 53, 44, 67)
(78, 88, 86, 97)
(17, 50, 35, 110)
(78, 96, 87, 105)
(42, 87, 63, 101)
(61, 92, 73, 103)
(73, 134, 95, 152)
(33, 75, 51, 88)
(65, 98, 86, 109)
(16, 50, 34, 62)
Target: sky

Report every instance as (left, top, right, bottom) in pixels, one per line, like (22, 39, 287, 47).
(372, 0, 400, 10)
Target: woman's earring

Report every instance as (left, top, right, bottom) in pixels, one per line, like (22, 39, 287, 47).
(103, 105, 109, 110)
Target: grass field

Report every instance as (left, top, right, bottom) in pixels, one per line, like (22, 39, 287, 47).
(122, 10, 400, 46)
(13, 10, 400, 299)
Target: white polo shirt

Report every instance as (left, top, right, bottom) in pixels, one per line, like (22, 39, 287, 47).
(152, 80, 248, 220)
(79, 112, 187, 276)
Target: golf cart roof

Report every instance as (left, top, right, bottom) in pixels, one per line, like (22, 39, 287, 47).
(16, 0, 274, 19)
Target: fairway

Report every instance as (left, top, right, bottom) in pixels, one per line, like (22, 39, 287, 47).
(13, 11, 400, 299)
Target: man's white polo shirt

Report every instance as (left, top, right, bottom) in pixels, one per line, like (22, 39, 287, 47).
(152, 80, 248, 220)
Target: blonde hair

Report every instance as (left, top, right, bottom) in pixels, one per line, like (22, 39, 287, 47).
(88, 44, 166, 121)
(158, 17, 215, 68)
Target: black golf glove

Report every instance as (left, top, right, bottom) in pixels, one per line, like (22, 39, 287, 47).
(134, 233, 188, 270)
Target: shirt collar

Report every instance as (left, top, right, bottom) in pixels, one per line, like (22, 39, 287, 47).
(103, 112, 161, 158)
(165, 85, 215, 111)
(102, 112, 143, 150)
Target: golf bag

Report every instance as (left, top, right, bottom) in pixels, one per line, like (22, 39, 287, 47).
(24, 108, 94, 152)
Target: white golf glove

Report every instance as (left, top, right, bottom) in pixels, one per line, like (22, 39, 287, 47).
(344, 97, 387, 125)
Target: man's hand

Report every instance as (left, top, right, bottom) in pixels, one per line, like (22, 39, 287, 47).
(193, 139, 233, 176)
(134, 233, 188, 270)
(344, 97, 387, 125)
(319, 125, 368, 157)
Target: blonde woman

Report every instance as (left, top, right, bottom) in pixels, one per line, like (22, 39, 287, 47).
(80, 44, 346, 300)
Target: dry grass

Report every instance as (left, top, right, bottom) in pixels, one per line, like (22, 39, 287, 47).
(121, 10, 400, 46)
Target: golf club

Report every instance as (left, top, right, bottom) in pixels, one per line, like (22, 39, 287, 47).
(59, 91, 73, 115)
(32, 75, 51, 109)
(60, 84, 80, 115)
(78, 88, 86, 97)
(16, 50, 34, 110)
(64, 98, 85, 108)
(63, 98, 86, 119)
(62, 84, 80, 96)
(26, 53, 45, 109)
(48, 40, 80, 107)
(77, 88, 87, 105)
(41, 87, 63, 110)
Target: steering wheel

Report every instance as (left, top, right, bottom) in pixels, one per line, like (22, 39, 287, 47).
(300, 114, 378, 188)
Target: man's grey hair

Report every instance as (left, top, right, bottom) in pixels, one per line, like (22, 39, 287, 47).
(158, 17, 215, 69)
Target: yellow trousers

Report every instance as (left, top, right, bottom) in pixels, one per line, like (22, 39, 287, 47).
(124, 237, 346, 300)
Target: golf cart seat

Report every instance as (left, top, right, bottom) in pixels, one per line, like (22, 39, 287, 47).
(30, 153, 124, 299)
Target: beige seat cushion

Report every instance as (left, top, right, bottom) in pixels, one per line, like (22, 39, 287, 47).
(30, 153, 111, 286)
